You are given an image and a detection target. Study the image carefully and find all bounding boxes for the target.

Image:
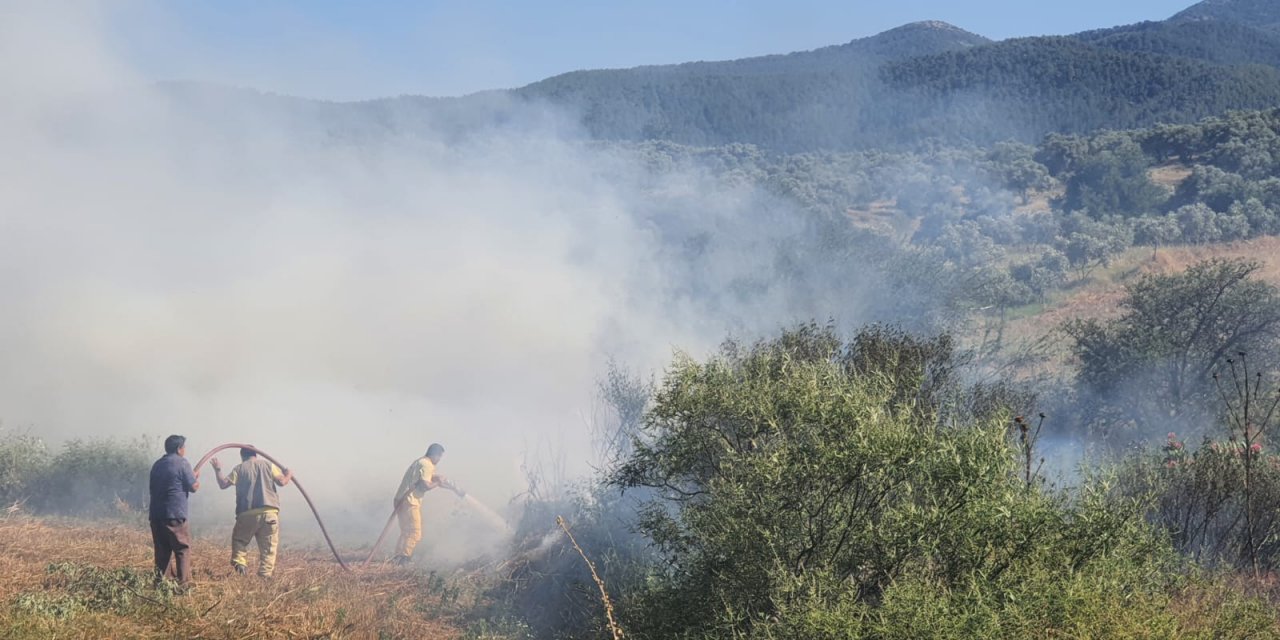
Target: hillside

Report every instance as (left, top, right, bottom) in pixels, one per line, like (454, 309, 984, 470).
(879, 37, 1280, 139)
(150, 1, 1280, 152)
(495, 0, 1280, 150)
(1173, 0, 1280, 31)
(1075, 19, 1280, 67)
(997, 236, 1280, 372)
(510, 21, 1280, 150)
(509, 21, 988, 149)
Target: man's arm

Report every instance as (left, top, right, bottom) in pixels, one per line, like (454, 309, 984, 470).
(432, 474, 464, 496)
(273, 466, 292, 487)
(210, 458, 233, 490)
(182, 461, 200, 493)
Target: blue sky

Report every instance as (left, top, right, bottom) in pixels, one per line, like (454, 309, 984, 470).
(110, 0, 1199, 101)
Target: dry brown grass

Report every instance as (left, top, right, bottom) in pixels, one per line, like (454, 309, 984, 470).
(846, 200, 920, 242)
(0, 516, 466, 639)
(1149, 163, 1194, 189)
(995, 237, 1280, 355)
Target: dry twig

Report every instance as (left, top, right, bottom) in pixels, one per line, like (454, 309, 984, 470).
(556, 515, 624, 640)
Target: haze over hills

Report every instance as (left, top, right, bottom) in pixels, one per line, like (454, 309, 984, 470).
(157, 0, 1280, 151)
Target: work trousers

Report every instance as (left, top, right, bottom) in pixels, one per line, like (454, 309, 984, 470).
(231, 510, 280, 577)
(396, 501, 422, 558)
(150, 518, 192, 585)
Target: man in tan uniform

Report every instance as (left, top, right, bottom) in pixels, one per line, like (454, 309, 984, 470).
(392, 443, 457, 564)
(211, 448, 292, 577)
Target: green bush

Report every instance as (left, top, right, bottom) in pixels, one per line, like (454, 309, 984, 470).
(602, 324, 1195, 638)
(0, 433, 156, 519)
(0, 430, 49, 509)
(1116, 432, 1280, 571)
(11, 562, 177, 623)
(30, 437, 153, 518)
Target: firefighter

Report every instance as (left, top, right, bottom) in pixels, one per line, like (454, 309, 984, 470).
(391, 443, 458, 564)
(211, 448, 292, 577)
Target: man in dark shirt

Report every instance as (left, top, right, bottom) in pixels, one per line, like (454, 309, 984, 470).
(149, 435, 200, 587)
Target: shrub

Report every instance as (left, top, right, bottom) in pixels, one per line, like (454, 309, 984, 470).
(608, 324, 1181, 638)
(0, 429, 49, 509)
(29, 437, 153, 518)
(10, 562, 176, 623)
(1116, 432, 1280, 571)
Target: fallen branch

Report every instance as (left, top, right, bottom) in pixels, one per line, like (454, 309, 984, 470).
(556, 515, 624, 640)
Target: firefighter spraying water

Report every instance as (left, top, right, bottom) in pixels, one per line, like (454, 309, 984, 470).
(180, 440, 508, 576)
(390, 443, 458, 565)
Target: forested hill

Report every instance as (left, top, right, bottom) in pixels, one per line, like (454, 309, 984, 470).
(1172, 0, 1280, 31)
(1075, 19, 1280, 67)
(156, 0, 1280, 152)
(501, 0, 1280, 150)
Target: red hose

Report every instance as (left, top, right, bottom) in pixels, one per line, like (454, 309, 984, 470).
(362, 499, 404, 568)
(193, 443, 350, 571)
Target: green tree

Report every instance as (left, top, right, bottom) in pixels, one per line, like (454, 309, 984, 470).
(1065, 259, 1280, 442)
(1057, 214, 1132, 280)
(1060, 140, 1168, 217)
(988, 141, 1052, 203)
(611, 324, 1179, 638)
(1176, 203, 1224, 245)
(1133, 214, 1182, 258)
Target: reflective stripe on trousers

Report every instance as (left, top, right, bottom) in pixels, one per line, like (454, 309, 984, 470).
(231, 509, 280, 577)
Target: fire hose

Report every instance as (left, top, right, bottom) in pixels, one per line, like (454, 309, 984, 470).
(193, 443, 468, 571)
(361, 478, 465, 568)
(193, 443, 350, 570)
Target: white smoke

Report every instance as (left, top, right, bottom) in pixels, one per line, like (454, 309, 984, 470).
(0, 2, 883, 557)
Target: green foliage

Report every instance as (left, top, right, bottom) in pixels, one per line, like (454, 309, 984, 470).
(486, 9, 1280, 152)
(0, 430, 48, 509)
(1060, 140, 1167, 217)
(1115, 433, 1280, 569)
(1080, 19, 1280, 67)
(1173, 0, 1280, 32)
(0, 432, 152, 518)
(31, 438, 152, 518)
(1057, 214, 1133, 280)
(1065, 259, 1280, 443)
(10, 562, 176, 624)
(601, 324, 1178, 638)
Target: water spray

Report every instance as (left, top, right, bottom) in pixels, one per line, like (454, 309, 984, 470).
(195, 443, 513, 571)
(361, 478, 512, 567)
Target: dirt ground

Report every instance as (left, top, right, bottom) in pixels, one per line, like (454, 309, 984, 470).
(0, 516, 466, 639)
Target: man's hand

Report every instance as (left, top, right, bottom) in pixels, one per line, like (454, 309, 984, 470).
(212, 458, 235, 490)
(436, 475, 465, 497)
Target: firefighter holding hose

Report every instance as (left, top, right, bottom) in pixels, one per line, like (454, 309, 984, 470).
(391, 443, 461, 565)
(210, 448, 292, 577)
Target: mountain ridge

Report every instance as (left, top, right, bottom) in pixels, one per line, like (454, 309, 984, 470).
(1172, 0, 1280, 30)
(155, 0, 1280, 152)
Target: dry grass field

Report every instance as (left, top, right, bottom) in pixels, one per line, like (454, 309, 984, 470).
(0, 516, 468, 639)
(993, 236, 1280, 361)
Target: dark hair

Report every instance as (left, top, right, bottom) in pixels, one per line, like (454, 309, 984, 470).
(426, 443, 445, 458)
(164, 435, 186, 455)
(240, 448, 256, 461)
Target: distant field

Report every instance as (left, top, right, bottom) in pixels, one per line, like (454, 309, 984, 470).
(0, 516, 464, 639)
(994, 236, 1280, 364)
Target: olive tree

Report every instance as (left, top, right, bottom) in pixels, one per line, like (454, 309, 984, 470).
(1065, 259, 1280, 443)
